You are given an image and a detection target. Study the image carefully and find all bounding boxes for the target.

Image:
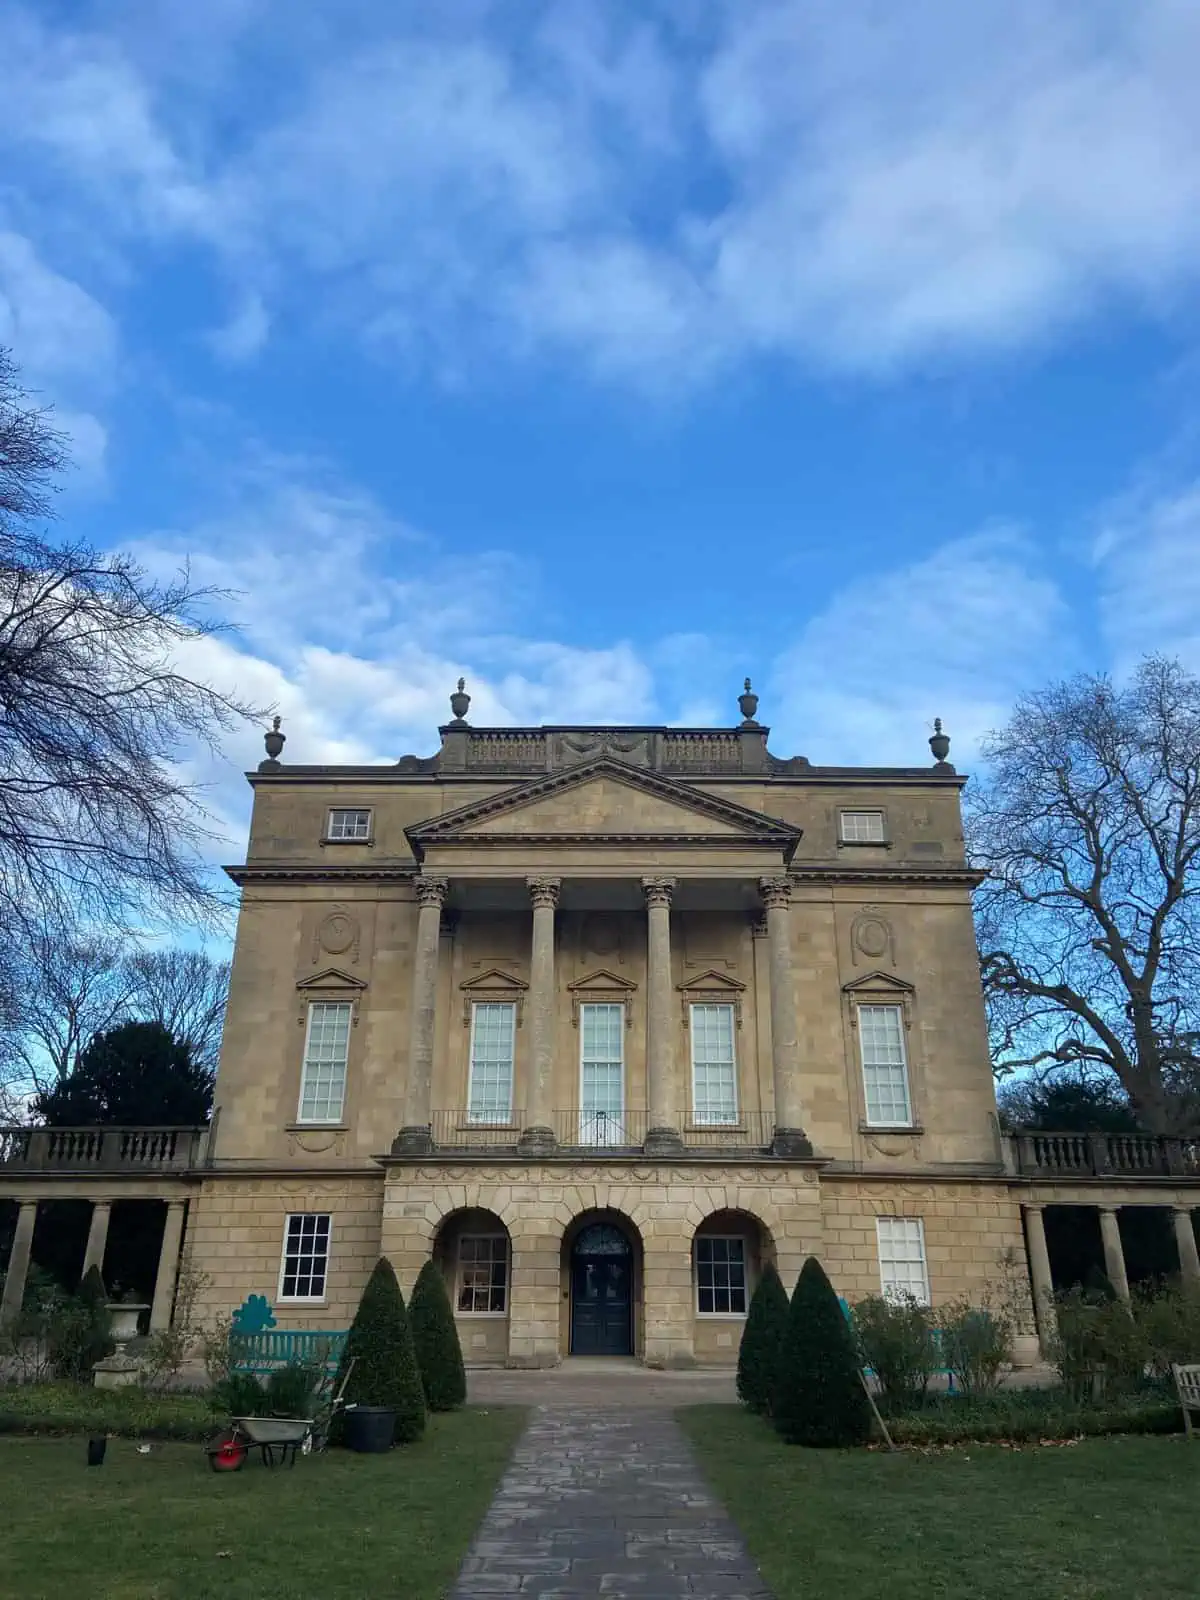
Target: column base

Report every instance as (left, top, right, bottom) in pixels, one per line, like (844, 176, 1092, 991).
(772, 1127, 814, 1158)
(643, 1125, 685, 1155)
(517, 1125, 558, 1155)
(391, 1125, 433, 1155)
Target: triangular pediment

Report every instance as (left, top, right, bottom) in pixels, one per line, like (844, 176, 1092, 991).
(459, 968, 529, 994)
(297, 967, 367, 992)
(842, 970, 914, 995)
(676, 969, 746, 994)
(406, 757, 800, 856)
(568, 968, 638, 995)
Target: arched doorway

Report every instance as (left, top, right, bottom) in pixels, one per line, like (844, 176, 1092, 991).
(569, 1219, 635, 1357)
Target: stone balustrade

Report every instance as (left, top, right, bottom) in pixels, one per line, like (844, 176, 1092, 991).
(0, 1125, 207, 1173)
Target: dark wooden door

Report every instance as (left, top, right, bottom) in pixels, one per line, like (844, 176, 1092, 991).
(570, 1251, 633, 1356)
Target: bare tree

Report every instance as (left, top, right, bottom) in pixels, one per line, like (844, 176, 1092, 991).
(0, 348, 263, 982)
(124, 948, 230, 1073)
(4, 928, 134, 1102)
(970, 655, 1200, 1134)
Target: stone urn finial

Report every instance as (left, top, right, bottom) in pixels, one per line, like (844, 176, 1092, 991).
(738, 677, 760, 725)
(929, 717, 952, 766)
(449, 677, 471, 724)
(259, 714, 286, 771)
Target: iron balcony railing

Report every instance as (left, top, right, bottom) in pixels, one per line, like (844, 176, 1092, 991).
(426, 1109, 776, 1153)
(0, 1125, 206, 1173)
(1008, 1131, 1200, 1179)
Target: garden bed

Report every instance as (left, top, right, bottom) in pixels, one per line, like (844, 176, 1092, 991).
(0, 1382, 216, 1441)
(878, 1386, 1180, 1445)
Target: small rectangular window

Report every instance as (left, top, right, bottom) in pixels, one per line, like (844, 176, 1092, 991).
(298, 1001, 351, 1123)
(858, 1004, 913, 1126)
(840, 810, 886, 843)
(579, 1002, 625, 1145)
(326, 808, 372, 841)
(877, 1217, 929, 1303)
(690, 1004, 738, 1125)
(467, 1003, 516, 1124)
(279, 1213, 331, 1301)
(457, 1235, 508, 1314)
(696, 1236, 748, 1315)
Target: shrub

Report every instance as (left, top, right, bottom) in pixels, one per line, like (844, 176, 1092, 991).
(265, 1361, 323, 1418)
(138, 1257, 214, 1392)
(938, 1299, 1014, 1397)
(1052, 1287, 1144, 1400)
(211, 1371, 267, 1417)
(409, 1259, 467, 1412)
(1135, 1285, 1200, 1379)
(851, 1293, 937, 1408)
(0, 1382, 217, 1441)
(774, 1258, 872, 1448)
(48, 1265, 113, 1383)
(334, 1257, 426, 1445)
(882, 1386, 1179, 1446)
(737, 1261, 790, 1416)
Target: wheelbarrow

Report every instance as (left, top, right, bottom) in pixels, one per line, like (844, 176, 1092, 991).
(206, 1360, 356, 1472)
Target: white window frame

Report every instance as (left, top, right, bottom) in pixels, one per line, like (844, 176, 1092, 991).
(695, 1235, 749, 1317)
(466, 1002, 517, 1125)
(840, 809, 886, 843)
(325, 807, 372, 841)
(857, 1003, 913, 1127)
(876, 1217, 930, 1304)
(579, 1002, 626, 1145)
(689, 1003, 739, 1126)
(456, 1234, 509, 1316)
(297, 1001, 352, 1124)
(278, 1213, 331, 1303)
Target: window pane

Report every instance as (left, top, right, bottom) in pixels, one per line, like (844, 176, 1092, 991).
(280, 1213, 330, 1300)
(695, 1236, 747, 1315)
(299, 1002, 351, 1123)
(327, 809, 371, 839)
(457, 1234, 509, 1313)
(841, 810, 885, 842)
(468, 1003, 515, 1122)
(877, 1217, 929, 1303)
(580, 1004, 624, 1143)
(690, 1004, 738, 1124)
(859, 1005, 912, 1125)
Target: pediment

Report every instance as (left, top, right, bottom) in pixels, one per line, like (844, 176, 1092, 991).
(676, 969, 746, 994)
(296, 967, 367, 992)
(842, 970, 914, 995)
(406, 757, 800, 856)
(459, 967, 529, 994)
(568, 968, 638, 995)
(459, 967, 528, 1026)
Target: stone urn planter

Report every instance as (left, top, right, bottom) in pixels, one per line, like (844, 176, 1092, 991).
(92, 1302, 150, 1390)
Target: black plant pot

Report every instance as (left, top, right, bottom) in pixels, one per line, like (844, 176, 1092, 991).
(87, 1436, 107, 1466)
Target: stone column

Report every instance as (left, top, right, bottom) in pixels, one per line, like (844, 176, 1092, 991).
(150, 1201, 188, 1333)
(1023, 1203, 1057, 1351)
(521, 876, 561, 1151)
(0, 1199, 38, 1327)
(1174, 1206, 1200, 1291)
(1098, 1205, 1131, 1302)
(643, 877, 682, 1153)
(395, 875, 449, 1153)
(759, 876, 812, 1157)
(82, 1200, 112, 1279)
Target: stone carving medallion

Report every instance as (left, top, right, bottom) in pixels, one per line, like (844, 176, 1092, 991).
(312, 905, 360, 964)
(555, 731, 651, 768)
(852, 907, 894, 966)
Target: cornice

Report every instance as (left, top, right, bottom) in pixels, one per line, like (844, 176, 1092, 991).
(419, 831, 794, 850)
(224, 862, 418, 885)
(789, 863, 986, 888)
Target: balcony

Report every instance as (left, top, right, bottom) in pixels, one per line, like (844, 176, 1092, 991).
(1007, 1131, 1200, 1180)
(426, 1109, 776, 1155)
(0, 1126, 206, 1174)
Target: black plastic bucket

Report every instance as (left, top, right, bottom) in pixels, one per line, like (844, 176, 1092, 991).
(344, 1405, 395, 1453)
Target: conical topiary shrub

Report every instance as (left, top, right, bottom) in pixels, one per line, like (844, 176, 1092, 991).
(334, 1257, 426, 1445)
(736, 1259, 789, 1416)
(774, 1257, 872, 1448)
(409, 1258, 467, 1412)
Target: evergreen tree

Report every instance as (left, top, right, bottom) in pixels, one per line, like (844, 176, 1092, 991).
(334, 1257, 426, 1445)
(736, 1260, 789, 1415)
(35, 1019, 212, 1126)
(409, 1258, 467, 1411)
(774, 1257, 872, 1448)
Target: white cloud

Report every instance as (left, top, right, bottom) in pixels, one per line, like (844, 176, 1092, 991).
(208, 294, 270, 363)
(1094, 482, 1200, 672)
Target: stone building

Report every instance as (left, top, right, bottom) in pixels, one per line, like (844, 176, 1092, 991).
(4, 682, 1200, 1365)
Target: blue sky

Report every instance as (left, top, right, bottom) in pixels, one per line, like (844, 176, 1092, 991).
(3, 0, 1200, 853)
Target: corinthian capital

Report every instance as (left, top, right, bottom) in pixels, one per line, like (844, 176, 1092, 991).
(758, 875, 793, 910)
(527, 876, 562, 910)
(641, 876, 676, 909)
(414, 875, 449, 908)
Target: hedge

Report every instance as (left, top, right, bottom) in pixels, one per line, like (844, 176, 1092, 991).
(880, 1389, 1181, 1446)
(0, 1383, 216, 1441)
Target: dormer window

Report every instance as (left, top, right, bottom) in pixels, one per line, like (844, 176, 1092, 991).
(840, 809, 886, 844)
(326, 808, 371, 842)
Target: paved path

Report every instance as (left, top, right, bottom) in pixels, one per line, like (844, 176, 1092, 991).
(451, 1407, 771, 1600)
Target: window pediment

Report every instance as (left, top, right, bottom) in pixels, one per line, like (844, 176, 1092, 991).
(295, 968, 366, 1026)
(567, 968, 637, 1027)
(459, 967, 528, 1026)
(677, 969, 746, 1028)
(843, 970, 914, 1028)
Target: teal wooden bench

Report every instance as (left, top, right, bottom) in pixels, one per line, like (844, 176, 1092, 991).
(228, 1296, 348, 1380)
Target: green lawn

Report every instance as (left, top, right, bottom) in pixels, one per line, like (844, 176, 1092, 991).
(680, 1406, 1200, 1600)
(0, 1408, 525, 1600)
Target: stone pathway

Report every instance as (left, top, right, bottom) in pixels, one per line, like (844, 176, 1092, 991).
(451, 1407, 771, 1600)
